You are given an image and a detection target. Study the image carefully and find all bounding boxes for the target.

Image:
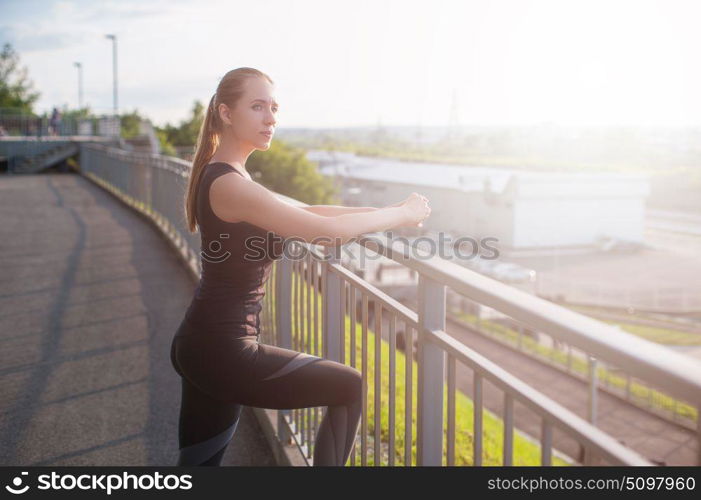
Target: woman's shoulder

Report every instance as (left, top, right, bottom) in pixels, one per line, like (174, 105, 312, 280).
(198, 164, 243, 198)
(205, 162, 249, 180)
(203, 163, 255, 225)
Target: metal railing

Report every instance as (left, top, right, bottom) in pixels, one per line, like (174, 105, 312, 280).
(0, 108, 120, 138)
(372, 249, 700, 432)
(77, 142, 701, 466)
(444, 292, 699, 431)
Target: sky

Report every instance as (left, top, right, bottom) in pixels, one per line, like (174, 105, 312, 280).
(1, 0, 699, 129)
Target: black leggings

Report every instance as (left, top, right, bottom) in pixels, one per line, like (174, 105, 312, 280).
(170, 319, 362, 466)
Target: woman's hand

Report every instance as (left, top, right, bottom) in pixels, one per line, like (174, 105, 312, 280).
(397, 192, 431, 228)
(386, 193, 428, 209)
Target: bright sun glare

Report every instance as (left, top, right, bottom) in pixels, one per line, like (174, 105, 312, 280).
(425, 0, 693, 127)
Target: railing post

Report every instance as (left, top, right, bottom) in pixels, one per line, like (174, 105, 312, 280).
(275, 256, 293, 444)
(588, 355, 598, 426)
(417, 274, 446, 466)
(275, 256, 293, 348)
(323, 252, 342, 362)
(584, 355, 599, 465)
(697, 404, 701, 466)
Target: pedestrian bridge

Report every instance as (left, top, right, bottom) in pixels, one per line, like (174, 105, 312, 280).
(1, 139, 700, 466)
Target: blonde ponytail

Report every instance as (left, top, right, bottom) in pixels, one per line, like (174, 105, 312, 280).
(183, 68, 273, 233)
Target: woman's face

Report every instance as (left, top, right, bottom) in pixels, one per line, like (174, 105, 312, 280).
(219, 77, 278, 151)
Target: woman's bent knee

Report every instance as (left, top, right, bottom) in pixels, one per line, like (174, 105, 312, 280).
(346, 366, 362, 402)
(327, 362, 362, 405)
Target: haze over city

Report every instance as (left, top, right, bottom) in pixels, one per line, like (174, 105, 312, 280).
(2, 0, 700, 129)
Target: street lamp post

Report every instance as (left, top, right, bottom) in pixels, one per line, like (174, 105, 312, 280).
(104, 34, 118, 116)
(73, 62, 83, 109)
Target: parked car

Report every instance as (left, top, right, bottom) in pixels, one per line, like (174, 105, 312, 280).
(597, 236, 644, 253)
(488, 262, 537, 284)
(464, 256, 497, 273)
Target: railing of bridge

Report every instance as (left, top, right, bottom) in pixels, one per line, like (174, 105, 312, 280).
(0, 108, 120, 138)
(78, 142, 701, 466)
(442, 290, 700, 432)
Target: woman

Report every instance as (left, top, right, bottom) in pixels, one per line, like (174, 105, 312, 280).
(170, 67, 431, 466)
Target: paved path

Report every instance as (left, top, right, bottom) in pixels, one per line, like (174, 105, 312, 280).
(0, 172, 274, 466)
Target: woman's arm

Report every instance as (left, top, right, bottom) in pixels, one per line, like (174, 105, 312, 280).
(301, 195, 421, 216)
(210, 173, 420, 247)
(301, 205, 379, 216)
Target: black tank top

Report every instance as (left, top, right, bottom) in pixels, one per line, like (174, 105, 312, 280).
(183, 162, 285, 338)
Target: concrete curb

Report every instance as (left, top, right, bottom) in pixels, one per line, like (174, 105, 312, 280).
(250, 408, 309, 467)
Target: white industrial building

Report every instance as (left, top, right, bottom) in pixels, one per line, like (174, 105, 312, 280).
(306, 150, 650, 254)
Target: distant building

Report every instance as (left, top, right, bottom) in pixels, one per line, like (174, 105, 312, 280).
(307, 150, 650, 254)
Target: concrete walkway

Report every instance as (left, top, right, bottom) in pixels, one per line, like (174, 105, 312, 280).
(0, 172, 275, 466)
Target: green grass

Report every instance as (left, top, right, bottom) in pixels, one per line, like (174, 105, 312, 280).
(564, 305, 701, 346)
(448, 308, 698, 424)
(604, 321, 701, 346)
(262, 266, 572, 466)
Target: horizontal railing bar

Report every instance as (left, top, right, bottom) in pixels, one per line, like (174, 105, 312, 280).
(425, 326, 653, 465)
(354, 233, 701, 406)
(327, 259, 419, 330)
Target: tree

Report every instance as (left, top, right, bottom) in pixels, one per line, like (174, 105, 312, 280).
(57, 105, 91, 120)
(248, 141, 338, 205)
(119, 108, 144, 139)
(157, 100, 204, 147)
(155, 128, 177, 156)
(0, 43, 40, 112)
